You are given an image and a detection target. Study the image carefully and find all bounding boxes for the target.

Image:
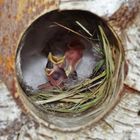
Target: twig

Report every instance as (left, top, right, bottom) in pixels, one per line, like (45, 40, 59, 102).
(54, 22, 90, 40)
(76, 21, 93, 37)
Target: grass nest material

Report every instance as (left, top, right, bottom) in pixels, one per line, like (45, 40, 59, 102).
(28, 19, 124, 115)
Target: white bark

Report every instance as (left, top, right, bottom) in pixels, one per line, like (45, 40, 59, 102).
(0, 0, 140, 139)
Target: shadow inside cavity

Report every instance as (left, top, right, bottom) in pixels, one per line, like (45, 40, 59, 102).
(17, 10, 104, 91)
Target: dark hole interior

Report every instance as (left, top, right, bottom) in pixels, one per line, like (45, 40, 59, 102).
(16, 10, 105, 94)
(138, 110, 140, 116)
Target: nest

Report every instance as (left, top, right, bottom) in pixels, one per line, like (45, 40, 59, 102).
(27, 16, 124, 115)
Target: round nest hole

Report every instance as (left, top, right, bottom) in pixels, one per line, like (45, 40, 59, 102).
(16, 10, 125, 130)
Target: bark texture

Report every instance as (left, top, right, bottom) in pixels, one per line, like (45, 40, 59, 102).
(0, 0, 140, 139)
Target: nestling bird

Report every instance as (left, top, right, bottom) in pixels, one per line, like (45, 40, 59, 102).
(38, 52, 67, 90)
(46, 52, 67, 86)
(65, 40, 85, 79)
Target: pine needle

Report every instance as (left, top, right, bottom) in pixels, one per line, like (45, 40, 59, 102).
(76, 21, 93, 37)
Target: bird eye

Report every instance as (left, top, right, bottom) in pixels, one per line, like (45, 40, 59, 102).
(46, 60, 53, 69)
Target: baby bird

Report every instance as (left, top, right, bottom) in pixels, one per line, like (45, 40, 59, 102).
(38, 52, 67, 90)
(65, 40, 85, 79)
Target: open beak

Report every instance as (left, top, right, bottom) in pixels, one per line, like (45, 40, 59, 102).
(48, 52, 65, 64)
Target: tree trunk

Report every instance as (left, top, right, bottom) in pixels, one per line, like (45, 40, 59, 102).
(0, 0, 140, 139)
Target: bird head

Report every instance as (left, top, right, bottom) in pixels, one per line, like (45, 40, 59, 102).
(65, 40, 85, 76)
(44, 52, 67, 88)
(46, 67, 67, 88)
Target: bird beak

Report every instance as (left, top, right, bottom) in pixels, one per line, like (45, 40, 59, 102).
(66, 65, 72, 76)
(48, 52, 65, 64)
